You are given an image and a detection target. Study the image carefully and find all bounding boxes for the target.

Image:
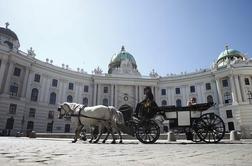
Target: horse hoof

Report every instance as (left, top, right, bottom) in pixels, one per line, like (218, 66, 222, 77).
(102, 140, 106, 144)
(119, 141, 123, 144)
(81, 137, 87, 141)
(111, 141, 116, 144)
(72, 140, 77, 143)
(93, 141, 98, 144)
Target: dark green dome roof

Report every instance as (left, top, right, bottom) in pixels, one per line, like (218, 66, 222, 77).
(217, 47, 244, 63)
(108, 46, 137, 73)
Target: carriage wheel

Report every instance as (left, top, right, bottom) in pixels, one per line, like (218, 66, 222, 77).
(196, 113, 225, 143)
(136, 120, 160, 144)
(191, 119, 202, 143)
(192, 131, 202, 143)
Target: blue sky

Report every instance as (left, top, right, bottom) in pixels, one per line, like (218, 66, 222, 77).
(1, 0, 252, 76)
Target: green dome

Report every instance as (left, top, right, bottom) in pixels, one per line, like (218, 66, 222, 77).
(217, 48, 244, 63)
(108, 46, 137, 73)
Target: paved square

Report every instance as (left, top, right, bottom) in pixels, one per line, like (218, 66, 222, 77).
(0, 137, 252, 166)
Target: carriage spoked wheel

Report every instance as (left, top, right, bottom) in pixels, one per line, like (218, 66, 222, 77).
(196, 113, 225, 143)
(135, 120, 160, 144)
(190, 120, 202, 143)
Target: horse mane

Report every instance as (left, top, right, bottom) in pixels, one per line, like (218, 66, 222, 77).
(62, 102, 82, 113)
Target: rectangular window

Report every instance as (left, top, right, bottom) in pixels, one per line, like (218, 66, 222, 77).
(34, 74, 40, 82)
(10, 84, 18, 96)
(13, 67, 21, 76)
(52, 79, 58, 87)
(69, 83, 74, 90)
(228, 122, 235, 131)
(226, 110, 233, 118)
(205, 83, 211, 90)
(9, 104, 17, 114)
(222, 79, 229, 87)
(48, 111, 54, 119)
(104, 87, 108, 93)
(84, 85, 89, 92)
(245, 78, 250, 85)
(190, 86, 195, 93)
(29, 108, 36, 118)
(161, 89, 166, 95)
(175, 88, 180, 94)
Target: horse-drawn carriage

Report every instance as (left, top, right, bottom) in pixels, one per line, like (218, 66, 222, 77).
(58, 101, 225, 144)
(119, 102, 226, 144)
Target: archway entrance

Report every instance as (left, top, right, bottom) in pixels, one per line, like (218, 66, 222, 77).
(119, 105, 133, 122)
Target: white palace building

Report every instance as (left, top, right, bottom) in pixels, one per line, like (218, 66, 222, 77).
(1, 24, 252, 137)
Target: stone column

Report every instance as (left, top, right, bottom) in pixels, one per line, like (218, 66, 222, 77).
(154, 86, 158, 102)
(111, 84, 114, 106)
(40, 75, 46, 103)
(43, 76, 51, 103)
(229, 75, 237, 104)
(0, 60, 7, 92)
(182, 85, 186, 106)
(114, 85, 118, 107)
(185, 85, 189, 104)
(21, 67, 30, 98)
(97, 84, 100, 105)
(215, 79, 223, 105)
(234, 75, 242, 103)
(139, 86, 143, 101)
(75, 82, 79, 103)
(4, 62, 14, 93)
(135, 85, 138, 106)
(92, 83, 97, 106)
(171, 87, 175, 105)
(238, 75, 245, 102)
(58, 79, 64, 104)
(212, 80, 219, 105)
(200, 83, 205, 103)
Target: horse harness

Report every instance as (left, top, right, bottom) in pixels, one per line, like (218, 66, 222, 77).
(69, 105, 110, 126)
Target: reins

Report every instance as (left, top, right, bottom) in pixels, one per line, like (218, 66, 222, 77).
(67, 104, 110, 121)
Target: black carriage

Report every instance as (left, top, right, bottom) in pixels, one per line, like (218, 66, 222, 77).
(119, 102, 225, 144)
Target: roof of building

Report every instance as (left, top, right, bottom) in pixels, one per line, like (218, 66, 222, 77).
(0, 27, 19, 40)
(108, 46, 137, 73)
(217, 48, 244, 63)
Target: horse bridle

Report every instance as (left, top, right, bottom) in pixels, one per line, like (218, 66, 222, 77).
(58, 104, 82, 119)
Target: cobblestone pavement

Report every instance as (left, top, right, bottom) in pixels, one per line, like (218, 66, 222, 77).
(0, 137, 252, 166)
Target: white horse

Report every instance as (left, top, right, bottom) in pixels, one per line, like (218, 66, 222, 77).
(58, 102, 124, 143)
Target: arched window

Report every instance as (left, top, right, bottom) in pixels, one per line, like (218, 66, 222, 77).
(161, 100, 167, 106)
(176, 99, 182, 107)
(49, 92, 56, 105)
(103, 98, 108, 106)
(207, 95, 213, 104)
(67, 95, 73, 103)
(31, 88, 39, 101)
(83, 97, 88, 106)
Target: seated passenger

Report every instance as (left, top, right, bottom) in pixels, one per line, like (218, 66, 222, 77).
(134, 86, 158, 119)
(187, 97, 197, 106)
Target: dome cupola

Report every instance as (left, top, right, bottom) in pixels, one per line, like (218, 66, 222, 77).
(0, 22, 20, 50)
(108, 46, 140, 75)
(216, 46, 246, 67)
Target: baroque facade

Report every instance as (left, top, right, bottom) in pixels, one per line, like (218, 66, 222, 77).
(1, 25, 252, 137)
